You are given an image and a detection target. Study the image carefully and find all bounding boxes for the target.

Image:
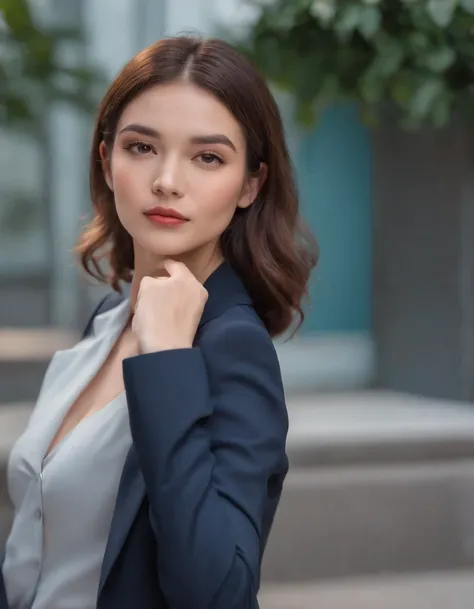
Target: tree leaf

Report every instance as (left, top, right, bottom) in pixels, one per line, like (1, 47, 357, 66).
(334, 4, 361, 39)
(459, 0, 474, 15)
(426, 0, 458, 27)
(374, 36, 405, 76)
(431, 94, 451, 128)
(410, 78, 444, 119)
(423, 46, 456, 72)
(358, 6, 381, 40)
(407, 32, 430, 53)
(391, 76, 414, 109)
(309, 0, 336, 25)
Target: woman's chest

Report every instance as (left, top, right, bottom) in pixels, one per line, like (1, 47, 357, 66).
(6, 327, 138, 509)
(46, 328, 138, 455)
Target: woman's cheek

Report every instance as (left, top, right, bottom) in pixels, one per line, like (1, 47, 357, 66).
(112, 162, 139, 202)
(201, 173, 244, 216)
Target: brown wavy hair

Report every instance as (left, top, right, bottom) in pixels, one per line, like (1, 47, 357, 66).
(76, 36, 318, 337)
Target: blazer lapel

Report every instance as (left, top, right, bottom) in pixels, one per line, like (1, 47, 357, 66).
(98, 446, 146, 595)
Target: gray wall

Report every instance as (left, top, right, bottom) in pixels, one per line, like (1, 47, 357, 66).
(373, 120, 474, 401)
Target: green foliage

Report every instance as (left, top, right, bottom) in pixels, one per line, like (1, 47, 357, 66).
(0, 0, 104, 133)
(235, 0, 474, 129)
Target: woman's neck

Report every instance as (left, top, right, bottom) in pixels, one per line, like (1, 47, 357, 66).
(128, 244, 223, 315)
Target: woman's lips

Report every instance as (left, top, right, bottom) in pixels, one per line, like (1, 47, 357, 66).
(145, 214, 188, 226)
(144, 206, 189, 227)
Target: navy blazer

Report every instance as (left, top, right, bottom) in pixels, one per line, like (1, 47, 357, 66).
(0, 262, 289, 609)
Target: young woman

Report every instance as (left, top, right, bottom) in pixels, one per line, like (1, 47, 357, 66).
(1, 36, 316, 609)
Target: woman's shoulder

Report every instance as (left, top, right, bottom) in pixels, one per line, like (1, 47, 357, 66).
(200, 303, 268, 339)
(197, 304, 287, 429)
(198, 304, 280, 369)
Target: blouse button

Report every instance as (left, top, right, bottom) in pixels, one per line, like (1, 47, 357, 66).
(34, 508, 42, 520)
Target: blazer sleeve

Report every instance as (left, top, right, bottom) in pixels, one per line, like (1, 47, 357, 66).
(122, 316, 289, 609)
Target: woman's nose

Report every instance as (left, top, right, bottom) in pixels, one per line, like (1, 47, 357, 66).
(151, 160, 184, 198)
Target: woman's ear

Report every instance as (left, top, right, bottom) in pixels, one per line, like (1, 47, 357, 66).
(237, 163, 268, 209)
(99, 141, 113, 191)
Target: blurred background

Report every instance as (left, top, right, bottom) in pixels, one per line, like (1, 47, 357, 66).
(2, 0, 474, 606)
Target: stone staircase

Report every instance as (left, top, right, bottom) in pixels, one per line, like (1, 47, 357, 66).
(260, 392, 474, 606)
(263, 392, 474, 582)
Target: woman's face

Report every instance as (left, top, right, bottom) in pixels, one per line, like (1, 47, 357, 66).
(101, 81, 262, 268)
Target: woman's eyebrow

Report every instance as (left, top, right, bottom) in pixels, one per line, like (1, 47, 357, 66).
(119, 124, 237, 152)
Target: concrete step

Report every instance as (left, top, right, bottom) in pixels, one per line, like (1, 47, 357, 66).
(262, 460, 474, 582)
(258, 570, 474, 609)
(287, 391, 474, 466)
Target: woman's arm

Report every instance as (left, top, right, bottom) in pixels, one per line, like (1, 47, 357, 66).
(122, 315, 288, 609)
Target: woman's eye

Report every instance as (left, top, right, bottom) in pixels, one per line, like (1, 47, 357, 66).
(198, 153, 222, 166)
(126, 141, 153, 155)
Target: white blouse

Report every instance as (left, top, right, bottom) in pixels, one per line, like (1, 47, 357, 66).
(2, 297, 132, 609)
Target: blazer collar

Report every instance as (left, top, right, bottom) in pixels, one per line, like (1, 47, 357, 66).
(199, 261, 252, 328)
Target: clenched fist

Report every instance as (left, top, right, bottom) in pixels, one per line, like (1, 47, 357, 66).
(132, 259, 208, 354)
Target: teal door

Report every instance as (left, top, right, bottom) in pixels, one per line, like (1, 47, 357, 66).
(296, 103, 372, 334)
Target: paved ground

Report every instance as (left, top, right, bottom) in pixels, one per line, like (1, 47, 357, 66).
(259, 570, 474, 609)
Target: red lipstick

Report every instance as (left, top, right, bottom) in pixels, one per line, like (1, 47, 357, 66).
(144, 206, 188, 227)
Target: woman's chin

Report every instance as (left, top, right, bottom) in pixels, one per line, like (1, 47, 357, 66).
(133, 235, 191, 258)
